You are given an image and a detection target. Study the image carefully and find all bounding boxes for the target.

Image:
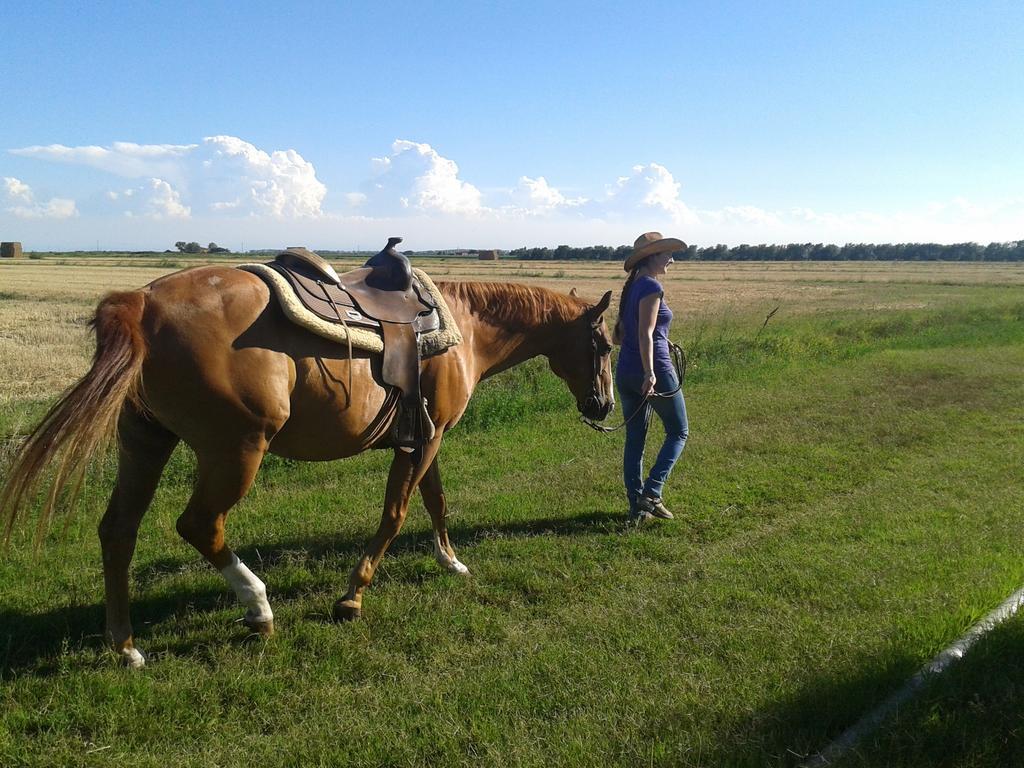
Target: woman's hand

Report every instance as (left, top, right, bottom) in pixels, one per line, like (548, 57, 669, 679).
(641, 371, 657, 397)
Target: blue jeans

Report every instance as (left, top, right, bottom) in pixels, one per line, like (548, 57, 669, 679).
(616, 367, 688, 511)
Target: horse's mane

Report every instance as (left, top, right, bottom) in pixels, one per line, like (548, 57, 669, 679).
(438, 281, 589, 332)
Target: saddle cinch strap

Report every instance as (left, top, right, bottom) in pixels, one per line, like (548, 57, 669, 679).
(270, 240, 437, 451)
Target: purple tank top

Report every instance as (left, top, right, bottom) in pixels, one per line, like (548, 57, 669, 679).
(618, 275, 674, 376)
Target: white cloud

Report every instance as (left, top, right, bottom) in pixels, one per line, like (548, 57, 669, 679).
(699, 205, 782, 228)
(358, 140, 483, 215)
(143, 178, 190, 219)
(7, 137, 1024, 248)
(8, 198, 79, 220)
(10, 142, 196, 180)
(722, 205, 781, 226)
(508, 176, 587, 215)
(2, 176, 78, 219)
(9, 136, 326, 219)
(4, 176, 33, 203)
(196, 135, 325, 217)
(721, 198, 1024, 245)
(603, 163, 698, 225)
(107, 179, 190, 219)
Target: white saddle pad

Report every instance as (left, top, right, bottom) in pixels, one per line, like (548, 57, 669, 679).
(238, 264, 462, 357)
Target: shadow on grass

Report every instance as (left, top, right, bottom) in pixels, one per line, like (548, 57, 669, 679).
(0, 507, 622, 675)
(648, 649, 923, 768)
(830, 618, 1024, 768)
(685, 619, 1024, 767)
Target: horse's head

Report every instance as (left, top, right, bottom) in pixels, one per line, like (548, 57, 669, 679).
(547, 290, 615, 422)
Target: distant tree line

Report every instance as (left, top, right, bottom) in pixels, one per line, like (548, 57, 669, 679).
(174, 241, 231, 254)
(508, 241, 1024, 262)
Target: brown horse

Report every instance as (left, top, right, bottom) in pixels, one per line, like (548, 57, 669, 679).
(1, 265, 614, 668)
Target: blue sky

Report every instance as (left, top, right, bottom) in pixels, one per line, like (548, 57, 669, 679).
(1, 0, 1022, 250)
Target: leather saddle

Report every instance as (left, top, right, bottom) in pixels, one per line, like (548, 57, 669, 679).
(268, 239, 438, 451)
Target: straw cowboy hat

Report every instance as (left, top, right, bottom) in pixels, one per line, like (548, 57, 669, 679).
(624, 232, 687, 272)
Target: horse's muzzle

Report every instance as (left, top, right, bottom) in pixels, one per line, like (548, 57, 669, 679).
(582, 395, 614, 421)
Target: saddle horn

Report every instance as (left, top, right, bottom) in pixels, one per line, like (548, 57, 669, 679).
(364, 237, 413, 292)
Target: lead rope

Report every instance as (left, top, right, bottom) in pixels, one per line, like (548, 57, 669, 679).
(580, 342, 687, 434)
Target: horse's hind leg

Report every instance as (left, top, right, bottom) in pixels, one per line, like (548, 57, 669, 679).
(98, 409, 179, 669)
(175, 439, 274, 636)
(419, 455, 469, 576)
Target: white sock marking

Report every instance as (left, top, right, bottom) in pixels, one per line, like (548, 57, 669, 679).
(433, 534, 470, 575)
(220, 553, 273, 623)
(121, 647, 146, 669)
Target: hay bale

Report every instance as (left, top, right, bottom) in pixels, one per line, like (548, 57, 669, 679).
(1, 242, 23, 259)
(477, 249, 499, 260)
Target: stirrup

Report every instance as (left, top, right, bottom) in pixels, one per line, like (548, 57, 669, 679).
(392, 396, 435, 451)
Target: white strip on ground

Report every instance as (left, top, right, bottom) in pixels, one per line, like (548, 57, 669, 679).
(802, 586, 1024, 768)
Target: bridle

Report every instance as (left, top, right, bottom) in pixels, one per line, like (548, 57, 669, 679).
(577, 321, 614, 421)
(580, 340, 686, 434)
(579, 321, 614, 423)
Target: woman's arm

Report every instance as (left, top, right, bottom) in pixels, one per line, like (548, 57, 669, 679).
(637, 292, 660, 396)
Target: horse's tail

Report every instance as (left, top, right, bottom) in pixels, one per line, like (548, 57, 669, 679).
(1, 290, 149, 543)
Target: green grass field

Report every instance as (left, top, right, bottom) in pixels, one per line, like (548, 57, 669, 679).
(1, 258, 1023, 767)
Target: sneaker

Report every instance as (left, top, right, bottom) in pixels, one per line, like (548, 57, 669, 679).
(638, 494, 674, 520)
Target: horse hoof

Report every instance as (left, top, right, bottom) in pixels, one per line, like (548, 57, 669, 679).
(244, 616, 275, 637)
(119, 646, 146, 670)
(448, 558, 471, 576)
(332, 599, 362, 622)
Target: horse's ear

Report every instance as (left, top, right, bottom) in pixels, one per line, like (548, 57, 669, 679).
(588, 290, 612, 325)
(569, 287, 578, 297)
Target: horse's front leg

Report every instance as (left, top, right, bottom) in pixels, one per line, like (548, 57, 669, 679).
(333, 439, 441, 621)
(419, 454, 469, 575)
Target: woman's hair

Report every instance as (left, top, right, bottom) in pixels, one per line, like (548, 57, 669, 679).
(613, 259, 647, 344)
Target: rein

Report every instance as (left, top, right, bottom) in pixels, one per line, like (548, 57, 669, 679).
(580, 342, 687, 434)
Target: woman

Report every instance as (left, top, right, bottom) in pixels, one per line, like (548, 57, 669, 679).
(614, 232, 689, 523)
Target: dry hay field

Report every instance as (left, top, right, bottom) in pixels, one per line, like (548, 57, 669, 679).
(2, 256, 1021, 406)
